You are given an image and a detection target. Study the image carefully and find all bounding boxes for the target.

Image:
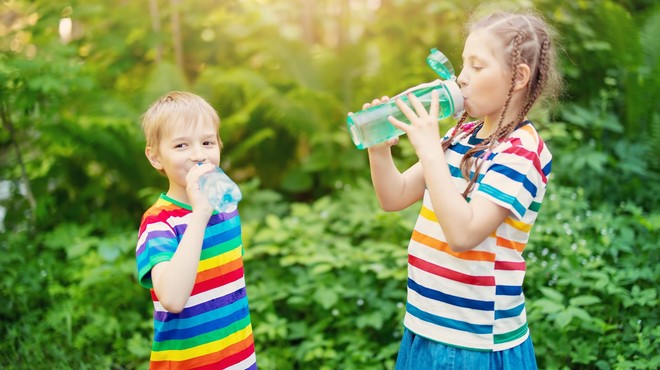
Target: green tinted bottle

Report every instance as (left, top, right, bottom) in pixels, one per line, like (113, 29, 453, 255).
(347, 48, 464, 150)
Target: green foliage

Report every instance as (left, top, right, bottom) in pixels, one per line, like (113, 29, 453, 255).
(534, 0, 660, 209)
(547, 102, 660, 209)
(2, 0, 660, 369)
(0, 223, 151, 369)
(526, 185, 660, 369)
(242, 180, 416, 369)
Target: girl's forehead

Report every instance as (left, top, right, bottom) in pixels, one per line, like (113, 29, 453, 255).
(463, 30, 506, 61)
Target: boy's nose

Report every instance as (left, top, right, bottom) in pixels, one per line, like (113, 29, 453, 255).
(190, 146, 206, 162)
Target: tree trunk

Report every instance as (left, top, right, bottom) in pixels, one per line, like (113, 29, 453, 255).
(170, 0, 184, 71)
(148, 0, 162, 63)
(301, 0, 316, 46)
(0, 101, 36, 222)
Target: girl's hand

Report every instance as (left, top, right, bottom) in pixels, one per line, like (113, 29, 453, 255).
(388, 89, 442, 160)
(360, 96, 400, 149)
(185, 163, 215, 216)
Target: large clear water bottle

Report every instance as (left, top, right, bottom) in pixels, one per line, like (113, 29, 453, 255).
(199, 167, 242, 213)
(347, 48, 464, 150)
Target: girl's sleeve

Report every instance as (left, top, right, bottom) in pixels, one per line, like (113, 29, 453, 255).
(136, 217, 178, 289)
(476, 139, 549, 220)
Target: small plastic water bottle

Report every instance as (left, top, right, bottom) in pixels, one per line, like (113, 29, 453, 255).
(199, 166, 242, 213)
(347, 48, 464, 150)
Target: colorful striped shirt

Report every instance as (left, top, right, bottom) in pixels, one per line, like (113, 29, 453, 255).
(136, 194, 257, 369)
(403, 121, 551, 352)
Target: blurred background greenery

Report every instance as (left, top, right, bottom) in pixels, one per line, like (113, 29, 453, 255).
(1, 0, 658, 369)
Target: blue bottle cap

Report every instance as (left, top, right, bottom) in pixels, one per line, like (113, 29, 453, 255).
(426, 48, 455, 80)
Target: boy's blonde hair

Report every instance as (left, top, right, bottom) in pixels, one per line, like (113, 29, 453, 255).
(141, 91, 222, 152)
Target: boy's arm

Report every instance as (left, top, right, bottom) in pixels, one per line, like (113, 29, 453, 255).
(150, 210, 210, 313)
(151, 164, 215, 313)
(367, 144, 425, 211)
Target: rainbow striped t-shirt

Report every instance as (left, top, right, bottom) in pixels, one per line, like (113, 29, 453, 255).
(136, 194, 257, 369)
(403, 121, 551, 352)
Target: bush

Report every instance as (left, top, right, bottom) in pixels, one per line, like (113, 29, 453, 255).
(526, 185, 660, 369)
(241, 179, 416, 369)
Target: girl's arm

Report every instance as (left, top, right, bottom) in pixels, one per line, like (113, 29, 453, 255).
(388, 91, 509, 251)
(368, 145, 425, 211)
(361, 96, 425, 211)
(418, 153, 509, 251)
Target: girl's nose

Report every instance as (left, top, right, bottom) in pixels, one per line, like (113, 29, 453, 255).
(456, 72, 467, 88)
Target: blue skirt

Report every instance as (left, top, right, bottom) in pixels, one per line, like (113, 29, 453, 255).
(395, 328, 538, 370)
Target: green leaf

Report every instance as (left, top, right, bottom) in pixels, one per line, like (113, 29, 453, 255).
(313, 289, 338, 310)
(569, 295, 601, 307)
(98, 241, 121, 262)
(539, 287, 565, 302)
(534, 299, 565, 314)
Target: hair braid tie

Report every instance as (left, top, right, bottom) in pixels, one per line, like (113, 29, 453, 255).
(441, 111, 469, 151)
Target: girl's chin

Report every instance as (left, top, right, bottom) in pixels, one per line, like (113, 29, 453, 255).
(463, 107, 477, 118)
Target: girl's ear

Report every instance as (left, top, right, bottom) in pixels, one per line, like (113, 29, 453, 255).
(514, 63, 532, 92)
(145, 146, 164, 171)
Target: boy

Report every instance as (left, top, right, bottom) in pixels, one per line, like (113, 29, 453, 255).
(136, 91, 257, 369)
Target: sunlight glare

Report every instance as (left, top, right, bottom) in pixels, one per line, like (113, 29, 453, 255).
(59, 17, 72, 43)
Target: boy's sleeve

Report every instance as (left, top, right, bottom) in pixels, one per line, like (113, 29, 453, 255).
(476, 138, 548, 220)
(136, 217, 178, 289)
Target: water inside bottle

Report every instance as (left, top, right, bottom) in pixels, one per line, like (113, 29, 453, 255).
(348, 85, 455, 149)
(199, 169, 242, 213)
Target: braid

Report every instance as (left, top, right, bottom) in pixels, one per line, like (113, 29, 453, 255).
(441, 111, 469, 151)
(527, 37, 550, 114)
(455, 11, 561, 199)
(457, 31, 524, 198)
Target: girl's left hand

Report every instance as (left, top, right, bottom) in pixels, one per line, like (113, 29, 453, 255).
(388, 89, 443, 160)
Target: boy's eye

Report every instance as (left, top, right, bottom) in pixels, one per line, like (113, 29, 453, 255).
(174, 143, 187, 149)
(203, 141, 215, 146)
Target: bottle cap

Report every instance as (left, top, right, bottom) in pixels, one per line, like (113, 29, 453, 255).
(442, 79, 464, 114)
(426, 48, 455, 80)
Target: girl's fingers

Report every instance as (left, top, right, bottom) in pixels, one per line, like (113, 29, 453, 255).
(429, 89, 439, 120)
(394, 97, 415, 118)
(362, 96, 391, 110)
(387, 115, 408, 132)
(407, 93, 429, 119)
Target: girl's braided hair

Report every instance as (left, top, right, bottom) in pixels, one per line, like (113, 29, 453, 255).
(441, 10, 561, 198)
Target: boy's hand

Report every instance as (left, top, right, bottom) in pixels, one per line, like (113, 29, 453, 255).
(185, 163, 215, 216)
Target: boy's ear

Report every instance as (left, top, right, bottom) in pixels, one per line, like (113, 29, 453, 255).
(145, 146, 164, 171)
(513, 63, 531, 91)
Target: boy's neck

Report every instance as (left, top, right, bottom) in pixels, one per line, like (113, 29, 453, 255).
(166, 186, 189, 206)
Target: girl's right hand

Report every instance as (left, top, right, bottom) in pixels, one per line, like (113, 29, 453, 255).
(362, 96, 400, 149)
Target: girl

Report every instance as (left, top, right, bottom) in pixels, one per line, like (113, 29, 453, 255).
(363, 10, 561, 370)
